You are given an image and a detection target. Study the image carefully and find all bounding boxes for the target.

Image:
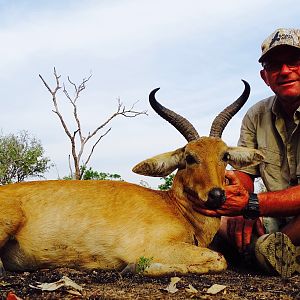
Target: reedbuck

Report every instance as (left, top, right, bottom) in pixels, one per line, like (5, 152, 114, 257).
(0, 81, 263, 276)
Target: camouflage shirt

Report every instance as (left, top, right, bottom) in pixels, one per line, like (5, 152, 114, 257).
(238, 95, 300, 192)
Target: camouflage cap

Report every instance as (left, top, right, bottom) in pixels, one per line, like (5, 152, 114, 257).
(259, 28, 300, 62)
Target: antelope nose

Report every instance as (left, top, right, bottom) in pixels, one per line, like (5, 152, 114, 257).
(205, 187, 226, 209)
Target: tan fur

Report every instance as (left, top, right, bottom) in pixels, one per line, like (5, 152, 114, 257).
(0, 137, 263, 276)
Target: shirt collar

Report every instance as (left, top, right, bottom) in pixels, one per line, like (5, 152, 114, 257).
(271, 96, 282, 117)
(271, 96, 300, 122)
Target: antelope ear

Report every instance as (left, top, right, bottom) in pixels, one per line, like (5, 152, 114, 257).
(132, 147, 185, 177)
(227, 147, 264, 169)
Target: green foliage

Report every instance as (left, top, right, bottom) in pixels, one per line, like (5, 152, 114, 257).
(0, 131, 51, 185)
(82, 167, 123, 181)
(63, 166, 123, 181)
(136, 256, 153, 273)
(61, 174, 74, 180)
(158, 174, 174, 191)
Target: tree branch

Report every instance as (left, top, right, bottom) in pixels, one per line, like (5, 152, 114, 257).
(83, 127, 112, 171)
(40, 68, 147, 179)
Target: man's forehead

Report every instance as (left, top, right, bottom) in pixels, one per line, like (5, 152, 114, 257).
(263, 45, 300, 62)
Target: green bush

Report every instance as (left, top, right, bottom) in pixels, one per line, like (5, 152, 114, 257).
(158, 174, 174, 191)
(0, 131, 51, 185)
(63, 166, 123, 181)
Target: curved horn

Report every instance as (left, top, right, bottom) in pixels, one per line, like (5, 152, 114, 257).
(209, 80, 250, 138)
(149, 88, 200, 142)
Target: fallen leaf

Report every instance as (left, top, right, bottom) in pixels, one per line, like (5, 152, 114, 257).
(0, 281, 11, 287)
(185, 284, 198, 293)
(164, 277, 181, 293)
(65, 289, 83, 296)
(29, 275, 83, 293)
(206, 284, 226, 294)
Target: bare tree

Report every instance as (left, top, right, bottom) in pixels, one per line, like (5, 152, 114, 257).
(39, 68, 147, 180)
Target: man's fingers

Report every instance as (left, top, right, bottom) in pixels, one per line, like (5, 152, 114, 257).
(255, 218, 266, 236)
(227, 218, 236, 244)
(193, 206, 219, 216)
(242, 220, 255, 250)
(235, 220, 244, 251)
(225, 170, 240, 185)
(226, 217, 257, 252)
(225, 171, 236, 184)
(227, 217, 243, 252)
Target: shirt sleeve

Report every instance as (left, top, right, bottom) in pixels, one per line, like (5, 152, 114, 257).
(237, 109, 260, 176)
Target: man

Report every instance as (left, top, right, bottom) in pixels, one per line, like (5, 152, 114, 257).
(200, 28, 300, 278)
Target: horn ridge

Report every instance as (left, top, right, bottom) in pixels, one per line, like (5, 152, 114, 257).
(209, 80, 250, 138)
(149, 88, 200, 142)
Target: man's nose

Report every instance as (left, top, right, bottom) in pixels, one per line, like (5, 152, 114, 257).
(279, 63, 293, 74)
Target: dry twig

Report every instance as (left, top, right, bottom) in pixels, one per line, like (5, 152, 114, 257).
(39, 68, 147, 179)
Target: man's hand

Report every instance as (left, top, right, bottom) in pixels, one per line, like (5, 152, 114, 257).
(197, 170, 265, 252)
(225, 216, 265, 252)
(195, 171, 249, 217)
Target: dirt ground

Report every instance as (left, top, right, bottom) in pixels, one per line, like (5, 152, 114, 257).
(1, 264, 299, 300)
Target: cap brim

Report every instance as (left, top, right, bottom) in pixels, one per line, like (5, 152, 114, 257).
(258, 44, 300, 63)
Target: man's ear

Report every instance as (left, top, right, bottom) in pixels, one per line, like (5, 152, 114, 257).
(260, 69, 270, 86)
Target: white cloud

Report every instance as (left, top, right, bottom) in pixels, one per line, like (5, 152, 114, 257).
(0, 0, 273, 69)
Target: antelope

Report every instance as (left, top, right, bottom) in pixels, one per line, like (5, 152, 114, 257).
(0, 80, 263, 276)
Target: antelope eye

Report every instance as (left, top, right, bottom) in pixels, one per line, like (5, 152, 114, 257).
(222, 152, 230, 162)
(186, 154, 197, 165)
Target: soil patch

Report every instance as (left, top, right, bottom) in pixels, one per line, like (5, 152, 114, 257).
(1, 266, 299, 299)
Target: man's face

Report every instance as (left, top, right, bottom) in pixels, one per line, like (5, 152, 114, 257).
(260, 46, 300, 101)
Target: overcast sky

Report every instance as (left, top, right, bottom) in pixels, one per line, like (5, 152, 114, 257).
(1, 0, 299, 187)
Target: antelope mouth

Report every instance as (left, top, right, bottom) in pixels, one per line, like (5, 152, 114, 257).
(183, 187, 206, 207)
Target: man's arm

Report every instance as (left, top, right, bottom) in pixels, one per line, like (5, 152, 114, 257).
(258, 186, 300, 216)
(198, 171, 300, 217)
